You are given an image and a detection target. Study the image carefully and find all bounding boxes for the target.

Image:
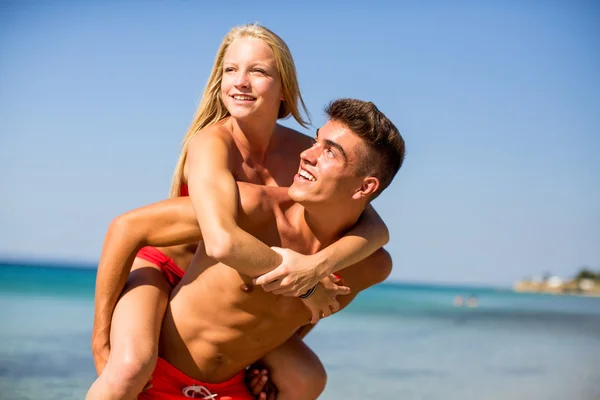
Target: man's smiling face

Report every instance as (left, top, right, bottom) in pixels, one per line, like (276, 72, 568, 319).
(289, 120, 369, 208)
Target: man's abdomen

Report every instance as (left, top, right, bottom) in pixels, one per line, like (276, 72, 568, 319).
(160, 271, 308, 383)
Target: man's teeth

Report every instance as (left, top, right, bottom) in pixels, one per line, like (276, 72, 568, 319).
(299, 170, 316, 181)
(233, 95, 255, 100)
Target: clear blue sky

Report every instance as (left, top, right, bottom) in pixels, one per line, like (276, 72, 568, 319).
(1, 1, 599, 286)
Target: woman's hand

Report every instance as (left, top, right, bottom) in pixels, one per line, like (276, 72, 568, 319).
(253, 247, 330, 297)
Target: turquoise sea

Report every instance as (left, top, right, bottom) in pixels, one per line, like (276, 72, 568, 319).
(1, 262, 599, 400)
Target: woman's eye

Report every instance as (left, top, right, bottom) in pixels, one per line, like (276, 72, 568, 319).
(253, 69, 266, 74)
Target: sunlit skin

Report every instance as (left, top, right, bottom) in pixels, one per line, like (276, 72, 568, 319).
(87, 31, 389, 400)
(221, 37, 284, 126)
(149, 125, 389, 384)
(290, 120, 379, 213)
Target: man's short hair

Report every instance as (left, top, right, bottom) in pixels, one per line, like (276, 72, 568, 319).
(325, 98, 405, 199)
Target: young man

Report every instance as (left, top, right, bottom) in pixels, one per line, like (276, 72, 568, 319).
(100, 98, 405, 399)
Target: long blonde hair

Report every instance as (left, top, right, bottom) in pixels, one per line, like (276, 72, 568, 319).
(169, 24, 310, 198)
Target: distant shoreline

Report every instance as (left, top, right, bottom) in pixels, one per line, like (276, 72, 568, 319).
(514, 280, 600, 298)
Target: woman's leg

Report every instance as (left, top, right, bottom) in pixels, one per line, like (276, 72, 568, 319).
(255, 333, 327, 400)
(86, 258, 172, 400)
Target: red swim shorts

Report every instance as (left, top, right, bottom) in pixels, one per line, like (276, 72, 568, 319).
(138, 357, 253, 400)
(136, 246, 185, 287)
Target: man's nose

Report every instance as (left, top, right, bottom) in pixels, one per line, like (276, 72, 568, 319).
(300, 146, 318, 164)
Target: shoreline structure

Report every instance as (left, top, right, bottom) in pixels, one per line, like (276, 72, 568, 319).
(514, 277, 600, 297)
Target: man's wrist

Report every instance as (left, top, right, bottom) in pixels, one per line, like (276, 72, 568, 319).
(92, 327, 110, 347)
(92, 336, 110, 348)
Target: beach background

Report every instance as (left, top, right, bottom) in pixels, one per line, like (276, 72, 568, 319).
(1, 261, 599, 400)
(2, 2, 599, 399)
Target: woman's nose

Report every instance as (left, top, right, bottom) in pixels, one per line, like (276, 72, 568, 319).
(234, 71, 250, 88)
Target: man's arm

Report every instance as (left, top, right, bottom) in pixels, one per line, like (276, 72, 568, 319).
(91, 183, 272, 372)
(254, 204, 389, 296)
(250, 247, 391, 392)
(294, 247, 393, 338)
(91, 196, 203, 372)
(332, 247, 393, 309)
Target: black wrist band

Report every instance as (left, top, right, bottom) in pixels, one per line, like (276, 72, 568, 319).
(299, 284, 318, 299)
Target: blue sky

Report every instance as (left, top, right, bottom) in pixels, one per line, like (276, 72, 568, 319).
(1, 1, 598, 286)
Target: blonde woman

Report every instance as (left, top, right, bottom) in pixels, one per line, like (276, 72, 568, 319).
(88, 24, 389, 400)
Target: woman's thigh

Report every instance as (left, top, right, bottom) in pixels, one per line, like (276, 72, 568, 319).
(108, 257, 173, 358)
(260, 334, 327, 399)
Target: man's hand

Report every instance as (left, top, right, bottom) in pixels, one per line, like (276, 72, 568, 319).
(91, 337, 110, 376)
(253, 247, 329, 296)
(302, 275, 351, 324)
(246, 366, 277, 400)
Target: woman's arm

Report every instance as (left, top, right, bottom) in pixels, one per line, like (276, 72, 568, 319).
(185, 131, 283, 275)
(254, 204, 389, 296)
(317, 204, 389, 273)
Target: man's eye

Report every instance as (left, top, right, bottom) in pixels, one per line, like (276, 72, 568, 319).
(326, 148, 335, 157)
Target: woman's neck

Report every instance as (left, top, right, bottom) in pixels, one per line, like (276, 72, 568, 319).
(228, 116, 278, 163)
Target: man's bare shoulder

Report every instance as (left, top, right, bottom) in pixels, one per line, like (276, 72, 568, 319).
(237, 183, 292, 226)
(334, 248, 392, 313)
(341, 248, 393, 292)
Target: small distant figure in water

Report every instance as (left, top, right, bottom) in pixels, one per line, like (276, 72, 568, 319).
(453, 295, 464, 307)
(467, 294, 479, 308)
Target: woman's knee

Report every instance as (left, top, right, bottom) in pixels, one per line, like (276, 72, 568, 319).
(278, 356, 327, 400)
(101, 349, 157, 395)
(107, 263, 169, 384)
(117, 338, 157, 375)
(299, 359, 327, 398)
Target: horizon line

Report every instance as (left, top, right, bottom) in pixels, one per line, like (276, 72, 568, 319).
(0, 255, 513, 290)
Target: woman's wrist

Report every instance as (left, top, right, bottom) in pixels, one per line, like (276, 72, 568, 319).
(299, 284, 319, 299)
(312, 251, 333, 279)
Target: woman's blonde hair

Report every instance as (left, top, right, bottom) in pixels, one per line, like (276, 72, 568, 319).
(169, 23, 310, 198)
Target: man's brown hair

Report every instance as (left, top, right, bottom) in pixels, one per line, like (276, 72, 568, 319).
(325, 98, 405, 199)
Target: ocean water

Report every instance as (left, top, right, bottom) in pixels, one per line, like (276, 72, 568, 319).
(1, 262, 599, 400)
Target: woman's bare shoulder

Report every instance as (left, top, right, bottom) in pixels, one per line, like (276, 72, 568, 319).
(196, 119, 234, 142)
(184, 119, 237, 177)
(187, 120, 236, 154)
(275, 124, 314, 153)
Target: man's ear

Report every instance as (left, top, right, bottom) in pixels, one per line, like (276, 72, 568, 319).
(352, 177, 379, 200)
